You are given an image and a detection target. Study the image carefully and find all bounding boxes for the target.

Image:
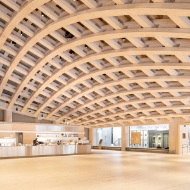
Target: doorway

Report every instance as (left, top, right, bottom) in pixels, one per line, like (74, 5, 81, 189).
(16, 133, 23, 145)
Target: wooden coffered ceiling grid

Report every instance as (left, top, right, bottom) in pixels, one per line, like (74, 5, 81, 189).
(1, 0, 190, 127)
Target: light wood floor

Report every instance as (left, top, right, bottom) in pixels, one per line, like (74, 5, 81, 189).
(1, 150, 190, 190)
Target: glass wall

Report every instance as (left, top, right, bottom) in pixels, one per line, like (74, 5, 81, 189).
(129, 124, 169, 149)
(93, 124, 169, 149)
(93, 127, 121, 147)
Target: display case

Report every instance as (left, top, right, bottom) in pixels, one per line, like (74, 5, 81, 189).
(0, 138, 16, 146)
(36, 133, 79, 144)
(37, 136, 78, 143)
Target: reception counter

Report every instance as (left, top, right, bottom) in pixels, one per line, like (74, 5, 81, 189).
(0, 144, 91, 158)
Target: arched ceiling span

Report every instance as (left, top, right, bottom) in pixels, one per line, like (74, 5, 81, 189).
(1, 0, 190, 127)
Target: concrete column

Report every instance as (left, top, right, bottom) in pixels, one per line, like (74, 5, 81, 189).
(89, 128, 93, 146)
(121, 126, 126, 151)
(126, 126, 130, 148)
(121, 126, 130, 151)
(4, 109, 12, 122)
(169, 118, 180, 154)
(169, 118, 187, 154)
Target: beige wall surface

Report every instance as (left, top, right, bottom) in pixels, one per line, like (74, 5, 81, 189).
(13, 113, 36, 123)
(13, 113, 53, 124)
(4, 110, 12, 122)
(1, 110, 53, 124)
(0, 111, 4, 121)
(84, 128, 89, 139)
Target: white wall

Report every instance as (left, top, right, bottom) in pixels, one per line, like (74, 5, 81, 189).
(179, 125, 189, 154)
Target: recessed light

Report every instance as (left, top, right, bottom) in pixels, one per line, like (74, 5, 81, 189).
(12, 41, 16, 45)
(69, 50, 74, 54)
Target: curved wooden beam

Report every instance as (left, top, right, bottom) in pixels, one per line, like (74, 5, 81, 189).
(8, 28, 155, 109)
(69, 96, 190, 122)
(0, 0, 49, 48)
(80, 105, 190, 125)
(2, 4, 190, 97)
(86, 114, 187, 127)
(58, 86, 190, 121)
(8, 28, 190, 110)
(37, 73, 190, 118)
(19, 45, 190, 114)
(46, 62, 190, 120)
(8, 29, 190, 112)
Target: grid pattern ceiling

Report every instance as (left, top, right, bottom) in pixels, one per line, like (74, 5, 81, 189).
(1, 0, 190, 127)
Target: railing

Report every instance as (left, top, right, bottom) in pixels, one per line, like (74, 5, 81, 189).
(113, 138, 121, 146)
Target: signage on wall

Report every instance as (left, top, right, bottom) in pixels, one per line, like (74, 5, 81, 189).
(131, 132, 141, 144)
(130, 124, 169, 131)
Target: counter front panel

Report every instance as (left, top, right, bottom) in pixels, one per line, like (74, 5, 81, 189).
(0, 144, 91, 158)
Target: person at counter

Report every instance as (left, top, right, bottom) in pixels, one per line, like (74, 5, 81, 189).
(33, 138, 39, 146)
(33, 138, 44, 146)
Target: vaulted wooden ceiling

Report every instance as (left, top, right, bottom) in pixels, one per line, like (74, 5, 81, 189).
(1, 0, 190, 127)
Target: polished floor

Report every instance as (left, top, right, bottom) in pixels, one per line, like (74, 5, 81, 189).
(1, 150, 190, 190)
